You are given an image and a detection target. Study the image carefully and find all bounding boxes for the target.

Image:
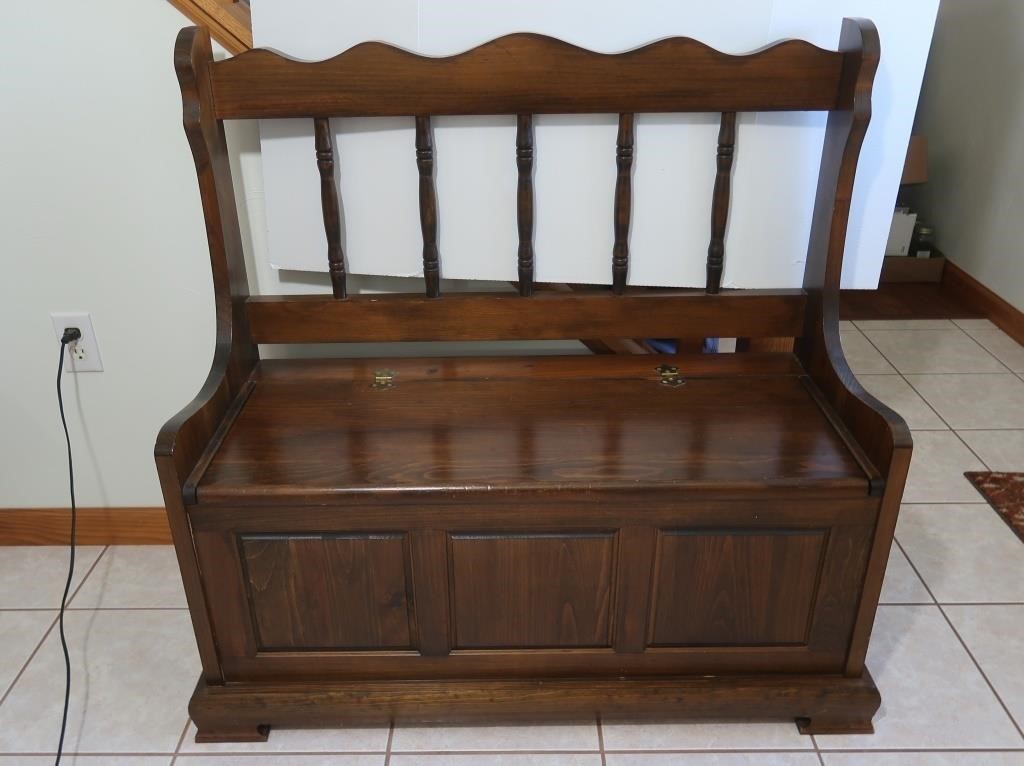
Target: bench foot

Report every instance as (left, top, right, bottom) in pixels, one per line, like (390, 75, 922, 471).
(796, 716, 874, 735)
(193, 722, 270, 743)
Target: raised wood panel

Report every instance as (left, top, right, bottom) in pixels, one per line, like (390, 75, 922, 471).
(240, 533, 413, 650)
(650, 529, 826, 646)
(449, 533, 615, 649)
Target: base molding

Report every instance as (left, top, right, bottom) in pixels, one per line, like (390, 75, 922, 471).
(189, 671, 880, 742)
(942, 260, 1024, 345)
(0, 507, 170, 545)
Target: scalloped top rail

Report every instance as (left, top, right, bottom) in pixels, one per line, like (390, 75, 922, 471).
(208, 33, 848, 120)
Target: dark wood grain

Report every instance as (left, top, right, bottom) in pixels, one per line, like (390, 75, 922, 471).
(312, 117, 347, 298)
(612, 113, 635, 294)
(409, 529, 451, 656)
(189, 671, 881, 733)
(189, 495, 874, 686)
(449, 533, 615, 648)
(240, 534, 412, 650)
(515, 114, 535, 295)
(792, 19, 912, 677)
(415, 116, 440, 298)
(612, 525, 657, 653)
(706, 111, 737, 294)
(245, 290, 807, 343)
(650, 530, 825, 646)
(158, 27, 258, 684)
(195, 355, 868, 503)
(208, 34, 845, 119)
(162, 20, 909, 742)
(0, 507, 171, 545)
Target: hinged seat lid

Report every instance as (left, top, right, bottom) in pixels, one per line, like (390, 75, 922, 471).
(192, 354, 874, 505)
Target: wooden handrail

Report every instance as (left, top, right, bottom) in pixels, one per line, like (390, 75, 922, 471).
(167, 0, 252, 55)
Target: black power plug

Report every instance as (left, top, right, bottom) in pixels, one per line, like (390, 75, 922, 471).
(54, 326, 83, 766)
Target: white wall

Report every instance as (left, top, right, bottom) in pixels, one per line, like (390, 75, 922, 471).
(0, 1, 580, 509)
(0, 0, 216, 507)
(907, 0, 1024, 311)
(254, 0, 937, 291)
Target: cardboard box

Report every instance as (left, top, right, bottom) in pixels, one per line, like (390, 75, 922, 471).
(885, 209, 917, 256)
(902, 135, 929, 185)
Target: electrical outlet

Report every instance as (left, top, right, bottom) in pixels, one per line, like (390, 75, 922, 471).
(50, 312, 103, 372)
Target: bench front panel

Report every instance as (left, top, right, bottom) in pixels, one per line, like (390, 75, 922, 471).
(190, 497, 876, 681)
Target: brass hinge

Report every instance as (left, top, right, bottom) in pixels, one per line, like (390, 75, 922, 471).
(655, 364, 685, 387)
(371, 369, 396, 389)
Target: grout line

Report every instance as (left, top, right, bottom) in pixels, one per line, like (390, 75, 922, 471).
(816, 747, 1024, 753)
(861, 323, 1016, 375)
(886, 371, 1022, 375)
(811, 731, 825, 765)
(0, 543, 109, 710)
(173, 716, 192, 754)
(383, 719, 395, 766)
(868, 336, 1005, 482)
(67, 607, 192, 611)
(951, 427, 1024, 431)
(858, 320, 1015, 376)
(897, 374, 994, 470)
(597, 715, 607, 766)
(68, 543, 109, 604)
(603, 747, 827, 754)
(959, 328, 1018, 375)
(899, 501, 989, 505)
(0, 746, 1018, 757)
(390, 749, 601, 755)
(878, 601, 934, 606)
(0, 611, 58, 709)
(0, 607, 191, 612)
(894, 538, 1024, 741)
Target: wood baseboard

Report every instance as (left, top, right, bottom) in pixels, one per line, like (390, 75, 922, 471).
(0, 507, 170, 545)
(942, 260, 1024, 345)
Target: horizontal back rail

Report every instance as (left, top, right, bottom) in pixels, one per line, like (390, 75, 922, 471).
(246, 291, 807, 344)
(209, 34, 845, 119)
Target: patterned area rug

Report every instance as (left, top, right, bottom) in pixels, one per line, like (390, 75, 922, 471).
(965, 472, 1024, 544)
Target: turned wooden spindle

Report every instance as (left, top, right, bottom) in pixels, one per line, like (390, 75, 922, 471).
(415, 116, 441, 298)
(612, 113, 634, 295)
(313, 117, 347, 299)
(706, 111, 737, 294)
(516, 114, 535, 296)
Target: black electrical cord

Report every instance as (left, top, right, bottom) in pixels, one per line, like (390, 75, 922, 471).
(55, 327, 81, 766)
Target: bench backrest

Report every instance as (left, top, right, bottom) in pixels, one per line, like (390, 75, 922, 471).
(174, 19, 878, 348)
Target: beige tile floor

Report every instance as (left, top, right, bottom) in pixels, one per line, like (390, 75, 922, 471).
(1, 318, 1024, 764)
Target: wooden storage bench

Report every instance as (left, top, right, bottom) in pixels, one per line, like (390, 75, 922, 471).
(158, 18, 911, 742)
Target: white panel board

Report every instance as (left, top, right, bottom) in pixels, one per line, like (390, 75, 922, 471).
(251, 0, 937, 290)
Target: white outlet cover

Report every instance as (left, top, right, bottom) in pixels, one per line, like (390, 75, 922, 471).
(50, 312, 103, 372)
